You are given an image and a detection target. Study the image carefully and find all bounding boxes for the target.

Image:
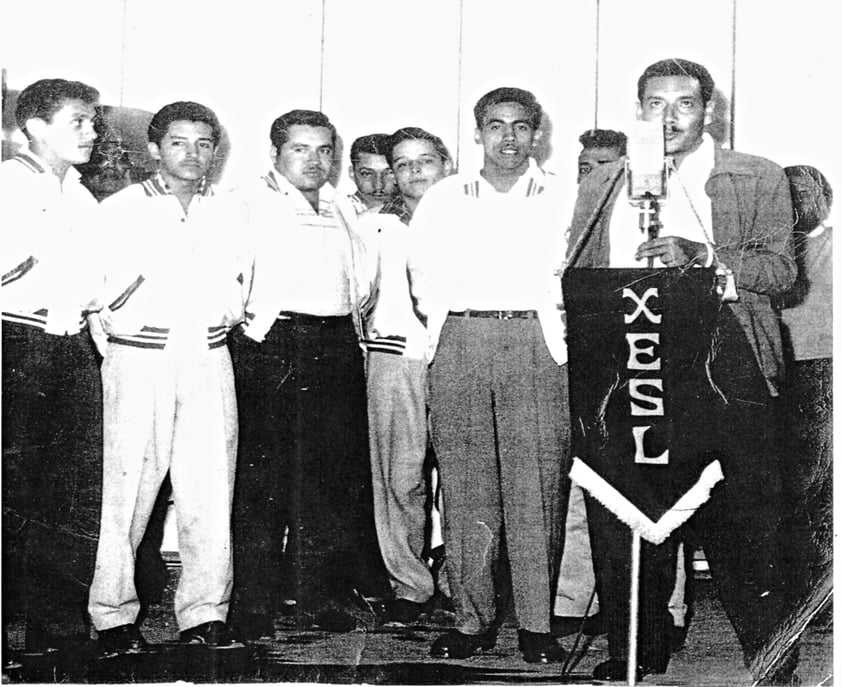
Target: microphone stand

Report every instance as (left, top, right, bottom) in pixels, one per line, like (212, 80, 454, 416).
(636, 192, 662, 268)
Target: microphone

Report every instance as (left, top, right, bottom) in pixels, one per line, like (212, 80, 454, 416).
(625, 120, 668, 204)
(625, 120, 668, 267)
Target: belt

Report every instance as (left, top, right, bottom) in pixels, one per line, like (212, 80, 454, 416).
(276, 311, 352, 327)
(449, 309, 537, 320)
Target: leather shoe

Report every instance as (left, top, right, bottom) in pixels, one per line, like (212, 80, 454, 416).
(593, 659, 643, 682)
(96, 624, 148, 656)
(381, 598, 426, 625)
(593, 654, 668, 681)
(430, 629, 496, 659)
(180, 621, 243, 648)
(517, 630, 566, 663)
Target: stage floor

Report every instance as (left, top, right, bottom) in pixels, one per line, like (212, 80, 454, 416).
(4, 573, 832, 685)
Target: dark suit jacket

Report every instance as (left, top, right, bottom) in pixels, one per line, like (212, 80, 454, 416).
(566, 146, 796, 395)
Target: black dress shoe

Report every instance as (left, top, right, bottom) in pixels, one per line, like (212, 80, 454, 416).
(517, 630, 566, 663)
(593, 658, 642, 682)
(430, 629, 496, 659)
(96, 624, 148, 656)
(593, 654, 668, 681)
(381, 598, 426, 625)
(180, 621, 243, 648)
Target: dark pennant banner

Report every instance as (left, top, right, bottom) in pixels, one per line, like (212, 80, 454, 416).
(562, 267, 724, 544)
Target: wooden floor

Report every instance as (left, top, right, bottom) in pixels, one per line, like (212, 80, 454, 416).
(4, 575, 832, 685)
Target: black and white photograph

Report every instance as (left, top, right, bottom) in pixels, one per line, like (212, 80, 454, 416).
(0, 0, 834, 683)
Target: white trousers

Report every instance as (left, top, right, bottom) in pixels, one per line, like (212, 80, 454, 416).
(555, 483, 600, 616)
(89, 343, 237, 631)
(366, 352, 434, 603)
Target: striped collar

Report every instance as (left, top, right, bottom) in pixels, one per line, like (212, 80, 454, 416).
(261, 168, 337, 211)
(462, 157, 548, 198)
(13, 148, 48, 174)
(141, 171, 213, 198)
(12, 146, 83, 185)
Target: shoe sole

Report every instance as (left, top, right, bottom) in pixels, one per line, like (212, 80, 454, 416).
(431, 640, 496, 659)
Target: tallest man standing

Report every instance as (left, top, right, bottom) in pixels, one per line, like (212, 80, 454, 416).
(567, 58, 797, 683)
(408, 87, 570, 664)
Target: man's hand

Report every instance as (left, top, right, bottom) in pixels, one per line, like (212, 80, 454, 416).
(87, 312, 109, 358)
(636, 236, 707, 267)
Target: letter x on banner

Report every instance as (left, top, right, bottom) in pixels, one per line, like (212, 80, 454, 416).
(562, 267, 724, 544)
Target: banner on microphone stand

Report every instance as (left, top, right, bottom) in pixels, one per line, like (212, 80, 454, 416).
(563, 267, 723, 544)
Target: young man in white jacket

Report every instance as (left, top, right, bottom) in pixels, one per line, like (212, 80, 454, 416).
(359, 127, 453, 625)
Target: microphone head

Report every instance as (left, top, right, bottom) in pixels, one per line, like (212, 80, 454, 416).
(626, 120, 668, 202)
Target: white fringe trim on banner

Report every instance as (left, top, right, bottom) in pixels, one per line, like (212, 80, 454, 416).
(569, 456, 724, 545)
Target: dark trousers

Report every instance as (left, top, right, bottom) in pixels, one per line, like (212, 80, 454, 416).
(779, 357, 832, 605)
(230, 317, 388, 616)
(587, 308, 791, 669)
(2, 321, 102, 636)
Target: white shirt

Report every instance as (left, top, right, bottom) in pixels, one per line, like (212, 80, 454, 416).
(408, 158, 569, 364)
(97, 175, 249, 352)
(358, 210, 427, 360)
(1, 147, 100, 335)
(243, 170, 373, 342)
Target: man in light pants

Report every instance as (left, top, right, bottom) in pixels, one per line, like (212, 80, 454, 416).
(88, 101, 248, 653)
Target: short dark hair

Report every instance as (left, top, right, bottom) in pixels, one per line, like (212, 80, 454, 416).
(15, 78, 100, 138)
(784, 165, 833, 233)
(386, 127, 452, 167)
(148, 101, 221, 146)
(350, 133, 391, 164)
(270, 109, 337, 150)
(637, 58, 715, 105)
(473, 87, 542, 130)
(578, 129, 627, 155)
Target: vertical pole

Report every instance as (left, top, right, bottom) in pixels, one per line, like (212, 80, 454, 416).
(593, 0, 601, 130)
(318, 0, 327, 112)
(628, 531, 641, 686)
(454, 0, 465, 170)
(729, 0, 737, 150)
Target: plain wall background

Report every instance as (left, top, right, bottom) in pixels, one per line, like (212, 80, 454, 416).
(2, 0, 838, 215)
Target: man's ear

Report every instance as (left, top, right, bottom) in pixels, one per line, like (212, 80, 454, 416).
(443, 159, 454, 176)
(23, 117, 47, 141)
(474, 128, 482, 145)
(635, 100, 644, 121)
(704, 100, 715, 127)
(147, 142, 161, 161)
(348, 164, 357, 183)
(532, 129, 544, 144)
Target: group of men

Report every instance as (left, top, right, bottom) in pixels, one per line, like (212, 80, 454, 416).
(2, 56, 809, 683)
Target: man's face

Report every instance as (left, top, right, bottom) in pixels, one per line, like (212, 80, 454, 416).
(391, 138, 451, 203)
(789, 173, 824, 232)
(637, 75, 711, 157)
(577, 145, 623, 184)
(273, 124, 334, 192)
(350, 152, 395, 207)
(476, 101, 538, 174)
(148, 120, 216, 183)
(38, 99, 98, 165)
